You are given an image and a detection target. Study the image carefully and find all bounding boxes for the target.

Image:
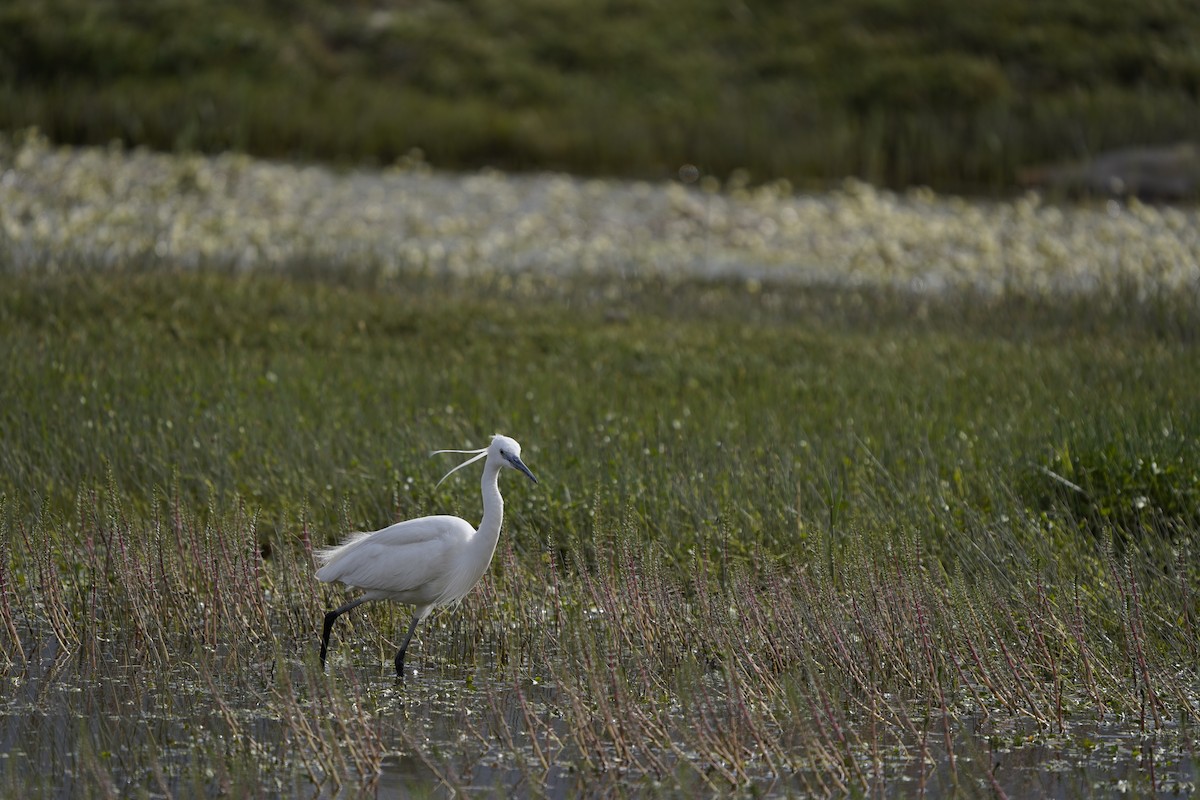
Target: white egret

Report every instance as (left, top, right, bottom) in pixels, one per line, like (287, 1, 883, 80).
(316, 434, 537, 677)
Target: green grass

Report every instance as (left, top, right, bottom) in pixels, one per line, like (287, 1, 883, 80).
(1, 268, 1198, 795)
(3, 0, 1200, 191)
(4, 269, 1197, 563)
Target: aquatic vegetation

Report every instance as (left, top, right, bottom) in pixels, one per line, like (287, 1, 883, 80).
(1, 486, 1196, 796)
(0, 144, 1197, 795)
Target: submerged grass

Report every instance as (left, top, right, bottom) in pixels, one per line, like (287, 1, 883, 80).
(1, 263, 1197, 795)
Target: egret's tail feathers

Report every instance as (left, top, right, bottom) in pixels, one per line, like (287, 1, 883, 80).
(313, 531, 374, 576)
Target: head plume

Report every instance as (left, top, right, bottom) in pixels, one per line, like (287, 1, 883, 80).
(430, 445, 488, 487)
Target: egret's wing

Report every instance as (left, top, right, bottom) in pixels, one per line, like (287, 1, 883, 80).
(314, 516, 472, 598)
(317, 515, 457, 556)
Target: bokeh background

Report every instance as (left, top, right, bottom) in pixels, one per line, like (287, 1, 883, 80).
(4, 0, 1199, 194)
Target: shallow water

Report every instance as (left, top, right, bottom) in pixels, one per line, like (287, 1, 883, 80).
(2, 625, 1196, 799)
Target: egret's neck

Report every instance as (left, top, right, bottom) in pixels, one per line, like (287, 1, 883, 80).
(477, 462, 504, 544)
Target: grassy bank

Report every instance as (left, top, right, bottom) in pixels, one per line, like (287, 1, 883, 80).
(1, 267, 1198, 794)
(3, 0, 1200, 191)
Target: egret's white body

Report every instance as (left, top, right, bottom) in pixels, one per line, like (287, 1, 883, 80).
(316, 434, 537, 676)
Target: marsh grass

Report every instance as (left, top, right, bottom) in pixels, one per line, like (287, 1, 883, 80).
(1, 265, 1197, 795)
(1, 480, 1196, 795)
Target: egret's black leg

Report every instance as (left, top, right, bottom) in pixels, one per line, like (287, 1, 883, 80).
(320, 597, 368, 668)
(394, 613, 424, 678)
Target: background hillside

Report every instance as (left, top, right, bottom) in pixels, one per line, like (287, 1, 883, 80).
(3, 0, 1199, 192)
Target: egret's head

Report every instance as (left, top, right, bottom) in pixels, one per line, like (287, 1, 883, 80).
(490, 434, 538, 484)
(432, 434, 538, 486)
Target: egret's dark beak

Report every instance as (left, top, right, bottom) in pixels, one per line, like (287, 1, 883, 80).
(510, 455, 538, 484)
